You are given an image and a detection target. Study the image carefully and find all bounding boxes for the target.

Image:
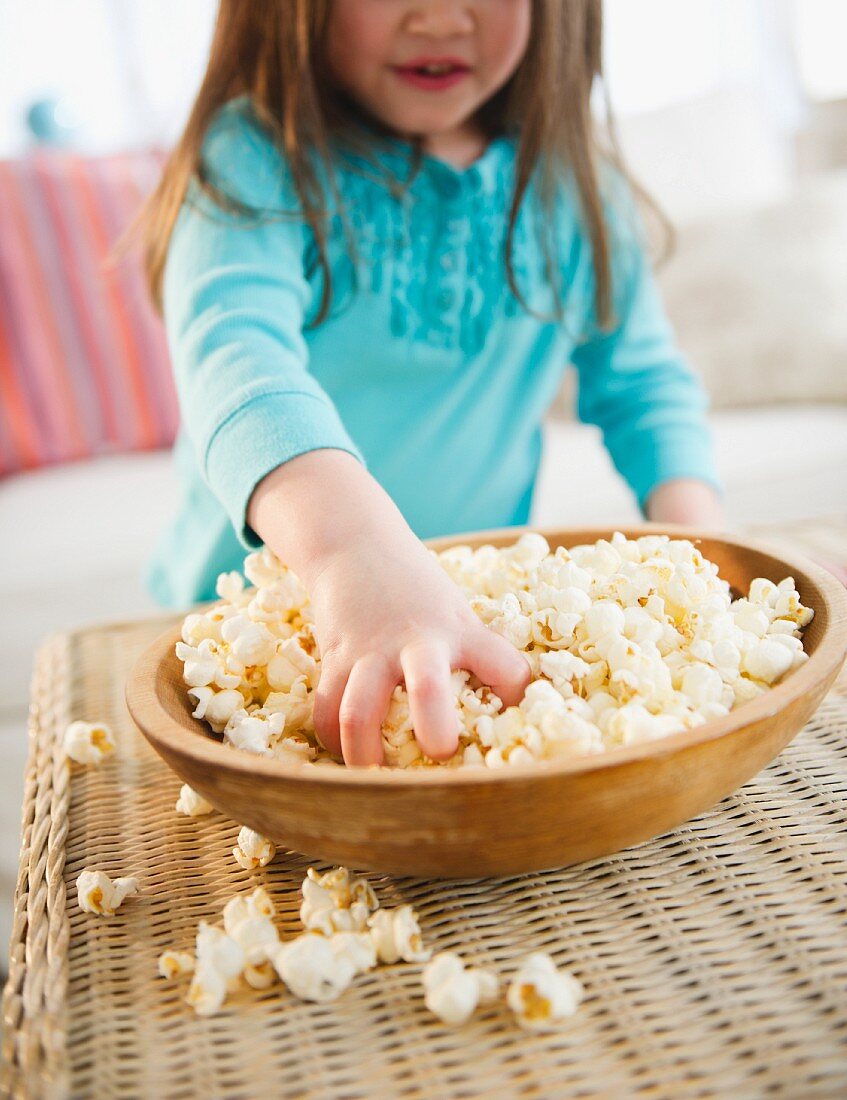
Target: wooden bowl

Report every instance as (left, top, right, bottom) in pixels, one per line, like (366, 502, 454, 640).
(126, 526, 847, 878)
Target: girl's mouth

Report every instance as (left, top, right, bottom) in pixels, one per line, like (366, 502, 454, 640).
(391, 57, 471, 91)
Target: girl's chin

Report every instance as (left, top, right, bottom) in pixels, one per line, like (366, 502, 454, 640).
(375, 105, 478, 141)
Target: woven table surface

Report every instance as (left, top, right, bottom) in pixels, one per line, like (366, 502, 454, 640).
(3, 521, 847, 1100)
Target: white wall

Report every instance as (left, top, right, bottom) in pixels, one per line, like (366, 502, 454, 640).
(0, 0, 215, 153)
(0, 0, 838, 221)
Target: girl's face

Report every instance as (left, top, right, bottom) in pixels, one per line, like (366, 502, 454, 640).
(325, 0, 531, 156)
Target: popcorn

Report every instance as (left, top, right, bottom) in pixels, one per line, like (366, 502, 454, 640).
(423, 952, 499, 1026)
(175, 784, 214, 817)
(185, 920, 248, 1015)
(175, 639, 240, 690)
(267, 632, 320, 692)
(507, 953, 584, 1030)
(63, 720, 116, 765)
(740, 638, 796, 685)
(178, 534, 813, 771)
(158, 951, 195, 980)
(222, 884, 276, 925)
(170, 867, 586, 1029)
(271, 933, 357, 1003)
(186, 965, 229, 1017)
(195, 921, 246, 980)
(300, 866, 378, 935)
(220, 614, 278, 668)
(330, 931, 378, 976)
(76, 870, 138, 915)
(216, 571, 250, 606)
(223, 906, 279, 967)
(188, 687, 245, 733)
(368, 905, 430, 964)
(224, 710, 285, 756)
(233, 827, 276, 870)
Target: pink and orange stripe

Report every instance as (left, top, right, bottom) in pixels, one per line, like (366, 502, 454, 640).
(0, 150, 178, 477)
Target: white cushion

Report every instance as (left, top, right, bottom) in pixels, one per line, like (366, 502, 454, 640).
(533, 405, 847, 528)
(0, 452, 178, 710)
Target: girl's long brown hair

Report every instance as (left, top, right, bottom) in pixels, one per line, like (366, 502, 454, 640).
(141, 0, 671, 332)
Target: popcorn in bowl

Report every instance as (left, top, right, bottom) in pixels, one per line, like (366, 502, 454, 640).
(175, 534, 813, 770)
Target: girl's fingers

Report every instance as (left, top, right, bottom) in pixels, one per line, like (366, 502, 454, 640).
(400, 640, 460, 761)
(312, 661, 350, 757)
(338, 654, 397, 766)
(464, 627, 531, 707)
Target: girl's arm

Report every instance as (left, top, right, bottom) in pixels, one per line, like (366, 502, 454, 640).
(570, 185, 725, 530)
(166, 101, 529, 765)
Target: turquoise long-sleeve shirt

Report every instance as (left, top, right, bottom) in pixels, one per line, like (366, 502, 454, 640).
(147, 97, 719, 607)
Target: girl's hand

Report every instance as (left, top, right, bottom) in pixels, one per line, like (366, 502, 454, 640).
(309, 534, 531, 766)
(646, 478, 726, 530)
(247, 449, 531, 767)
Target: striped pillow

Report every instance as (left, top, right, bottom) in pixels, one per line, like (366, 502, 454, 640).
(0, 151, 178, 477)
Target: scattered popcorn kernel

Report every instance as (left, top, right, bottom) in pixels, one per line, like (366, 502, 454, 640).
(233, 827, 276, 870)
(300, 867, 378, 935)
(223, 885, 276, 928)
(271, 933, 356, 1003)
(243, 960, 277, 990)
(63, 720, 116, 765)
(76, 870, 138, 915)
(186, 962, 228, 1017)
(158, 951, 195, 980)
(330, 931, 378, 976)
(368, 905, 430, 964)
(175, 784, 214, 817)
(423, 952, 499, 1026)
(507, 953, 583, 1031)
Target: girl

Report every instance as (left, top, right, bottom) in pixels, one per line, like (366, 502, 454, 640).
(142, 0, 724, 768)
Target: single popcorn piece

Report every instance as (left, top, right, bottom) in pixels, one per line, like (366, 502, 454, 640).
(271, 933, 357, 1003)
(222, 888, 280, 966)
(188, 687, 245, 733)
(222, 885, 276, 927)
(158, 950, 195, 980)
(186, 963, 229, 1017)
(63, 720, 116, 765)
(423, 952, 499, 1026)
(300, 866, 378, 935)
(368, 905, 431, 964)
(195, 921, 245, 981)
(175, 784, 214, 817)
(233, 827, 276, 870)
(185, 920, 247, 1016)
(330, 931, 378, 976)
(76, 870, 138, 915)
(507, 953, 584, 1031)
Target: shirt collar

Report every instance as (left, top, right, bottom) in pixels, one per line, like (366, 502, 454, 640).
(333, 127, 515, 200)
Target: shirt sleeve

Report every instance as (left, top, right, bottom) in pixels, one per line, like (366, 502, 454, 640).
(569, 173, 722, 514)
(162, 99, 366, 549)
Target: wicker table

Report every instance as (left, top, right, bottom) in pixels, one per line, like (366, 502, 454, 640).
(4, 521, 847, 1100)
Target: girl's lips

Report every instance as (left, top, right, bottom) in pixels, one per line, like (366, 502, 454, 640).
(391, 58, 471, 92)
